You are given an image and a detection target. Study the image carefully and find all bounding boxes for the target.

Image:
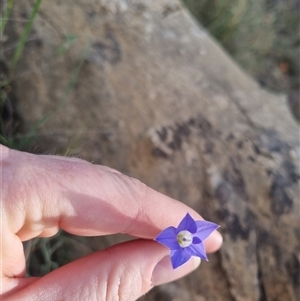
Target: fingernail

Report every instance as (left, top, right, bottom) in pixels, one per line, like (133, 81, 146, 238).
(152, 256, 201, 286)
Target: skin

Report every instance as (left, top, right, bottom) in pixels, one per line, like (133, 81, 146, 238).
(0, 144, 222, 300)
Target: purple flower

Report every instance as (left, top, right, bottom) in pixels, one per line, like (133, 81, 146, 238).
(155, 213, 220, 269)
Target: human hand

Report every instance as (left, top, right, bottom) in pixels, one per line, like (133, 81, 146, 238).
(1, 144, 222, 300)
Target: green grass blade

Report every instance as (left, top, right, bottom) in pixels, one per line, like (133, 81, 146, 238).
(0, 0, 15, 34)
(9, 0, 43, 74)
(57, 34, 77, 55)
(0, 80, 12, 89)
(0, 134, 8, 144)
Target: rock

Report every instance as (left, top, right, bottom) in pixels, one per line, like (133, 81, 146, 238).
(5, 0, 299, 300)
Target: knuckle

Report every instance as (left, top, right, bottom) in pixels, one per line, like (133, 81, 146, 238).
(105, 264, 144, 301)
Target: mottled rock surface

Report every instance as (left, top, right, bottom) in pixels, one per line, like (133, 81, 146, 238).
(4, 0, 299, 300)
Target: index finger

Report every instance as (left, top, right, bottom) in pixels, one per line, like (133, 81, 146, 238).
(2, 145, 222, 252)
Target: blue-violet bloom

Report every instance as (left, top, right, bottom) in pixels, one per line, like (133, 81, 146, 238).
(155, 213, 220, 269)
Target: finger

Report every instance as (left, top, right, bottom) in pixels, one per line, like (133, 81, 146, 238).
(1, 145, 222, 289)
(3, 240, 201, 301)
(3, 146, 222, 250)
(38, 154, 122, 174)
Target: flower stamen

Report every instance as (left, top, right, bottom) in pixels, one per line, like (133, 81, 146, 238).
(177, 230, 193, 248)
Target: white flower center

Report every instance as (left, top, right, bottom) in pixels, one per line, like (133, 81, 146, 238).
(177, 230, 193, 248)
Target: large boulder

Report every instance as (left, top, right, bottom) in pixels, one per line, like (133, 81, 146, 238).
(4, 1, 299, 300)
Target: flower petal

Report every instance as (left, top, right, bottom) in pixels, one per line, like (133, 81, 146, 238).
(194, 220, 220, 241)
(170, 248, 192, 269)
(188, 242, 208, 261)
(192, 236, 201, 244)
(155, 226, 179, 250)
(176, 213, 197, 234)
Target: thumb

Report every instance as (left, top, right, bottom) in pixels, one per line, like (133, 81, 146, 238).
(5, 240, 200, 301)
